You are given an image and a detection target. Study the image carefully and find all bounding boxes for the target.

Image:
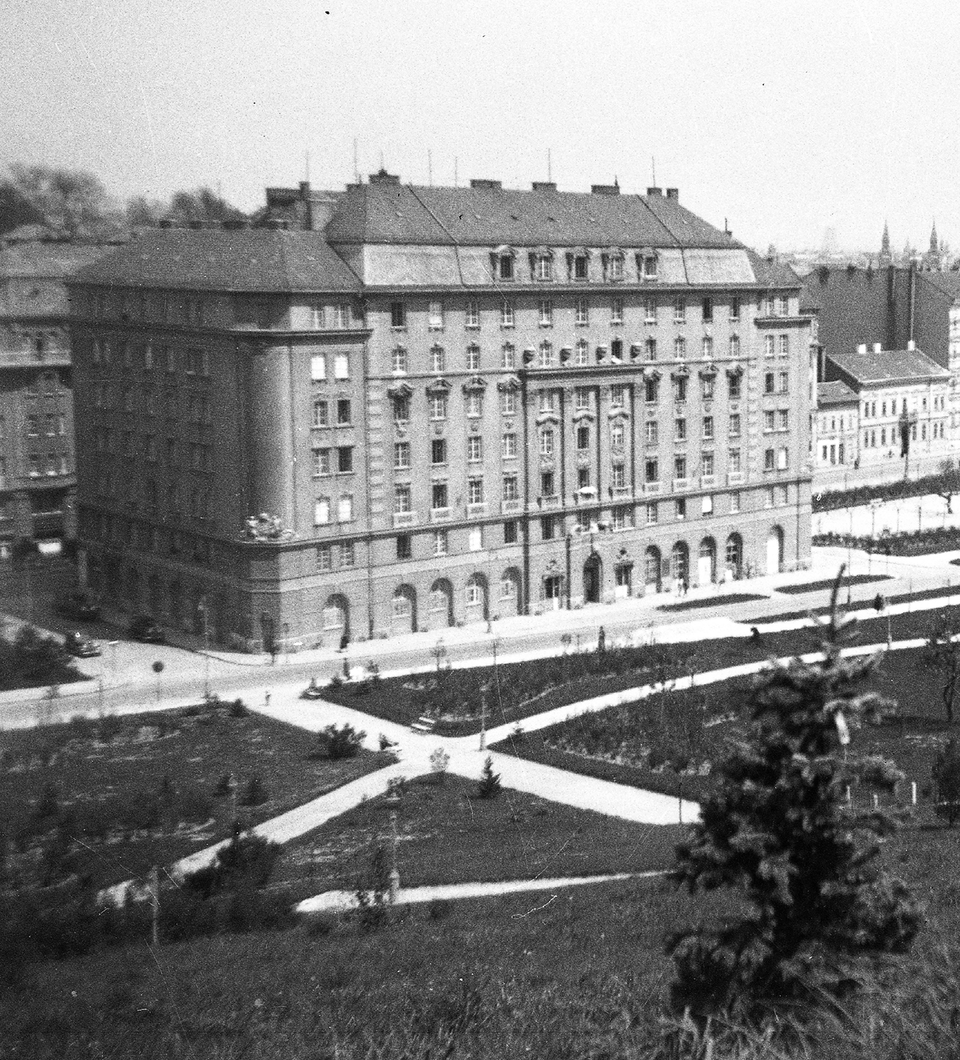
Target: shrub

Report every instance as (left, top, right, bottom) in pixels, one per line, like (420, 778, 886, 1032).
(429, 746, 450, 784)
(213, 773, 234, 798)
(354, 842, 391, 931)
(228, 698, 248, 718)
(240, 775, 268, 807)
(184, 829, 281, 899)
(315, 723, 366, 760)
(476, 756, 502, 800)
(670, 573, 921, 1021)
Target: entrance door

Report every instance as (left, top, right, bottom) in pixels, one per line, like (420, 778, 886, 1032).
(766, 527, 784, 575)
(614, 564, 633, 599)
(544, 574, 563, 610)
(583, 555, 602, 603)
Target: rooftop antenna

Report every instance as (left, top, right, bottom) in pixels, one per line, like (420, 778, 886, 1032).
(651, 156, 656, 186)
(428, 149, 433, 187)
(305, 149, 310, 183)
(353, 139, 359, 183)
(379, 149, 385, 171)
(454, 156, 458, 188)
(547, 149, 552, 183)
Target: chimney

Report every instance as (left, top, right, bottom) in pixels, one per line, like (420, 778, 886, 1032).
(907, 339, 916, 351)
(591, 184, 620, 196)
(857, 343, 867, 354)
(369, 169, 400, 184)
(666, 188, 679, 201)
(646, 186, 663, 196)
(532, 181, 557, 191)
(872, 342, 882, 353)
(470, 178, 502, 190)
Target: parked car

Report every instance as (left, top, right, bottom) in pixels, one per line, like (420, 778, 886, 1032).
(129, 615, 165, 643)
(56, 592, 101, 622)
(64, 631, 101, 658)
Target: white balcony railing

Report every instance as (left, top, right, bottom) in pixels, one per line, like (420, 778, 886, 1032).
(393, 511, 415, 527)
(644, 481, 661, 495)
(501, 498, 522, 513)
(727, 471, 745, 485)
(430, 507, 451, 523)
(673, 477, 690, 491)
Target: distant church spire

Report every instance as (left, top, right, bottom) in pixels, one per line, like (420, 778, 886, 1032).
(881, 220, 890, 256)
(931, 219, 939, 254)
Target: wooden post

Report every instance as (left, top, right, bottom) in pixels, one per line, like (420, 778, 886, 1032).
(150, 865, 159, 947)
(911, 781, 917, 806)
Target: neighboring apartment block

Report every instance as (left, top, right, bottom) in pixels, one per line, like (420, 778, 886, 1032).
(0, 235, 110, 557)
(69, 175, 814, 650)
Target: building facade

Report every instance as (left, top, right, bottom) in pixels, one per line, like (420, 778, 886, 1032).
(70, 176, 814, 650)
(0, 235, 111, 557)
(814, 380, 859, 470)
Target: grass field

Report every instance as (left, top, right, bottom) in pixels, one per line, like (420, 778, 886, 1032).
(0, 699, 392, 889)
(276, 773, 682, 902)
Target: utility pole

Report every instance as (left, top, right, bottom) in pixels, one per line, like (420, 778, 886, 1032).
(150, 864, 159, 947)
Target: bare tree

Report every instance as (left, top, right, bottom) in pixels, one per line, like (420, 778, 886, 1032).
(926, 615, 960, 724)
(937, 458, 960, 515)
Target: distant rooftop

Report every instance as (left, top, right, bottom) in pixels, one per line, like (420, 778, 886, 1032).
(827, 345, 948, 387)
(817, 380, 858, 406)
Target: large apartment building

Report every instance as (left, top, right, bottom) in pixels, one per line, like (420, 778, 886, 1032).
(69, 174, 813, 651)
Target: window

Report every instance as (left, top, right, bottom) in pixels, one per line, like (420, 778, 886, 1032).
(540, 428, 555, 456)
(310, 306, 326, 330)
(433, 530, 448, 556)
(777, 447, 789, 470)
(428, 301, 444, 329)
(575, 298, 589, 326)
(468, 478, 484, 505)
(729, 335, 740, 358)
(26, 414, 38, 437)
(641, 254, 658, 280)
(577, 467, 590, 489)
(338, 495, 353, 522)
(313, 448, 331, 476)
(607, 254, 624, 281)
(430, 394, 448, 420)
(465, 527, 482, 553)
(778, 371, 789, 393)
(501, 390, 517, 415)
(573, 254, 588, 280)
(317, 544, 332, 572)
(391, 347, 407, 374)
(467, 392, 484, 417)
(340, 542, 355, 567)
(394, 484, 412, 513)
(764, 410, 775, 433)
(611, 464, 626, 489)
(537, 341, 554, 368)
(702, 452, 715, 477)
(676, 498, 687, 520)
(575, 339, 590, 366)
(645, 377, 659, 403)
(336, 399, 351, 425)
(397, 534, 412, 560)
(574, 386, 590, 411)
(29, 456, 40, 478)
(729, 373, 742, 399)
(534, 253, 553, 281)
(764, 448, 775, 471)
(504, 520, 518, 544)
(675, 417, 687, 442)
(643, 296, 657, 324)
(393, 396, 410, 423)
(644, 457, 659, 483)
(332, 304, 350, 328)
(702, 376, 715, 401)
(645, 503, 658, 525)
(702, 494, 714, 515)
(432, 483, 448, 510)
(498, 254, 514, 281)
(502, 432, 517, 458)
(765, 335, 775, 358)
(611, 298, 624, 324)
(610, 384, 626, 408)
(465, 301, 480, 328)
(503, 475, 519, 501)
(390, 302, 405, 328)
(703, 416, 714, 441)
(779, 335, 789, 357)
(730, 492, 741, 513)
(466, 344, 481, 371)
(467, 435, 483, 462)
(337, 447, 354, 473)
(702, 337, 713, 360)
(538, 299, 553, 326)
(674, 337, 687, 361)
(576, 425, 590, 451)
(730, 296, 741, 321)
(674, 455, 687, 479)
(540, 470, 555, 496)
(611, 421, 625, 447)
(332, 354, 348, 380)
(778, 410, 789, 431)
(673, 376, 688, 402)
(312, 400, 328, 428)
(394, 442, 410, 469)
(501, 344, 515, 369)
(541, 515, 556, 540)
(314, 497, 331, 525)
(645, 420, 658, 445)
(765, 372, 775, 395)
(645, 337, 657, 361)
(778, 295, 789, 316)
(501, 300, 515, 327)
(673, 296, 686, 323)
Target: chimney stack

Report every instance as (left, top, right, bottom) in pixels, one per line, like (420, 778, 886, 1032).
(532, 181, 557, 191)
(470, 179, 502, 190)
(873, 342, 882, 353)
(666, 188, 679, 201)
(857, 343, 867, 354)
(591, 184, 620, 196)
(907, 339, 916, 351)
(646, 186, 663, 197)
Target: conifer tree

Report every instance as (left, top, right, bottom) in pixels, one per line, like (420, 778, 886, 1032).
(669, 571, 921, 1019)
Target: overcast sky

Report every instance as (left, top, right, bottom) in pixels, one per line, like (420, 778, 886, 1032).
(4, 0, 959, 252)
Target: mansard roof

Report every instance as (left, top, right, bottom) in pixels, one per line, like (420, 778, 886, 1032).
(72, 228, 361, 293)
(325, 181, 741, 249)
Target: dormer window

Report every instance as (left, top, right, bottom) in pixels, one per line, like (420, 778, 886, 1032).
(493, 246, 516, 282)
(532, 250, 553, 281)
(574, 254, 588, 280)
(638, 250, 659, 280)
(603, 251, 624, 282)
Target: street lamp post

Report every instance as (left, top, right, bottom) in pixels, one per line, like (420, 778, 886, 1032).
(479, 681, 488, 751)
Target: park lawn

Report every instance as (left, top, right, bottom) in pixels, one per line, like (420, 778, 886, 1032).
(775, 573, 893, 595)
(500, 641, 960, 807)
(0, 699, 393, 890)
(7, 823, 960, 1060)
(275, 773, 683, 901)
(656, 592, 768, 612)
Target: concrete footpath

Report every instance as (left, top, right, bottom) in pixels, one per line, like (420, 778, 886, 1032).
(295, 870, 665, 914)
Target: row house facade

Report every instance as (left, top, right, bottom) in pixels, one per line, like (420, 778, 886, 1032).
(70, 175, 814, 650)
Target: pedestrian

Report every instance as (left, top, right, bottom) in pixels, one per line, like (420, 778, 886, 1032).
(339, 631, 349, 653)
(597, 625, 606, 654)
(264, 690, 271, 708)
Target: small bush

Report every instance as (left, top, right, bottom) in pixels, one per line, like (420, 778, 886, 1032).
(228, 698, 248, 718)
(315, 723, 366, 760)
(213, 773, 234, 798)
(428, 898, 452, 921)
(240, 775, 268, 807)
(429, 746, 450, 784)
(476, 756, 502, 800)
